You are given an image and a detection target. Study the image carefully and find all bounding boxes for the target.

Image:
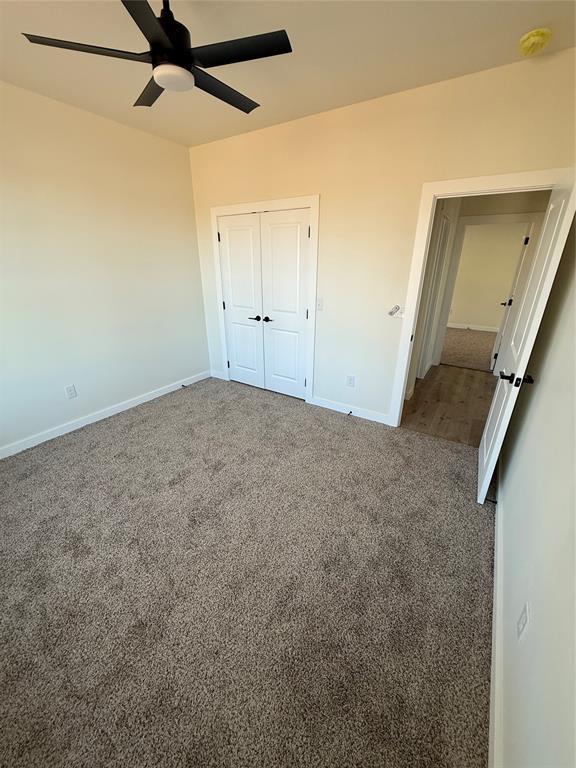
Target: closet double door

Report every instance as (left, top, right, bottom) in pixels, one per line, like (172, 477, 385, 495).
(219, 208, 311, 399)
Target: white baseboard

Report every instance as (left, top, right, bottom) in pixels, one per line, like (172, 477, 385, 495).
(307, 395, 394, 426)
(489, 474, 504, 768)
(0, 370, 211, 460)
(448, 323, 499, 333)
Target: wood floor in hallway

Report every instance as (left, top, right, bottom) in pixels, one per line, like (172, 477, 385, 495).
(402, 364, 497, 447)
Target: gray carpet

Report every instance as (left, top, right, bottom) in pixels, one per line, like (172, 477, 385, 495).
(0, 378, 494, 768)
(441, 328, 497, 372)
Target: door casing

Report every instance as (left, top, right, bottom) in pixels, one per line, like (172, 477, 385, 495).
(210, 195, 320, 402)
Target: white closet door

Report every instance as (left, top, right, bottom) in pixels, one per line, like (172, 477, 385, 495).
(477, 178, 575, 503)
(219, 213, 264, 388)
(260, 209, 310, 399)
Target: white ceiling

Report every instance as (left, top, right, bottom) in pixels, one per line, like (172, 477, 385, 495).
(1, 1, 574, 147)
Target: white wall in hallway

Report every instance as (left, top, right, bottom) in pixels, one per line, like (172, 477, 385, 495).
(494, 222, 575, 767)
(0, 82, 209, 452)
(449, 222, 528, 330)
(189, 49, 575, 419)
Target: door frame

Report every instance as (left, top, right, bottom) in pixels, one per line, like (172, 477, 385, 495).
(389, 168, 571, 427)
(210, 195, 320, 402)
(415, 197, 461, 381)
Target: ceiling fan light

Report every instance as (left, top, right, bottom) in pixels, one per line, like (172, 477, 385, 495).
(152, 64, 194, 91)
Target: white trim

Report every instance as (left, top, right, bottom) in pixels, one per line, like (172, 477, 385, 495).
(209, 368, 229, 381)
(307, 396, 393, 426)
(447, 323, 499, 333)
(210, 195, 320, 403)
(489, 471, 504, 768)
(0, 371, 211, 460)
(389, 168, 571, 426)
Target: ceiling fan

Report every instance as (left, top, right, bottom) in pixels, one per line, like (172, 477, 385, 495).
(23, 0, 292, 113)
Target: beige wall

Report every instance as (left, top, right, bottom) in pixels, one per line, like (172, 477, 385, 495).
(495, 221, 575, 767)
(189, 49, 574, 418)
(450, 222, 529, 330)
(460, 190, 550, 217)
(0, 82, 209, 450)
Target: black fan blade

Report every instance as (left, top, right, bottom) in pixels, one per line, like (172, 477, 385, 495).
(121, 0, 173, 49)
(23, 33, 151, 62)
(134, 77, 164, 106)
(192, 67, 259, 113)
(191, 30, 291, 69)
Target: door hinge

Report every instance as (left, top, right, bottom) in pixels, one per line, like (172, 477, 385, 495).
(508, 298, 513, 306)
(227, 360, 230, 369)
(222, 300, 226, 310)
(306, 308, 309, 319)
(524, 236, 530, 245)
(217, 232, 221, 242)
(493, 352, 498, 360)
(410, 334, 414, 342)
(304, 377, 307, 387)
(308, 225, 311, 238)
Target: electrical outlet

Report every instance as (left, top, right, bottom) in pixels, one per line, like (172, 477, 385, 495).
(516, 602, 530, 640)
(64, 384, 78, 400)
(345, 375, 356, 388)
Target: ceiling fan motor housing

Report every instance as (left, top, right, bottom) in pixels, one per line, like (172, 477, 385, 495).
(151, 7, 192, 69)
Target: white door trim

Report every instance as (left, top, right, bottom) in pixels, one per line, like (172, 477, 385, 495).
(389, 168, 572, 426)
(210, 195, 320, 402)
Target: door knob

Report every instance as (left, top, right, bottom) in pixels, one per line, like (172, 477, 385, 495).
(499, 371, 515, 382)
(248, 315, 261, 321)
(263, 316, 273, 322)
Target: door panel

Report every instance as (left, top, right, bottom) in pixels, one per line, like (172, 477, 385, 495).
(477, 178, 575, 502)
(219, 213, 264, 388)
(228, 228, 258, 308)
(268, 328, 299, 381)
(490, 221, 536, 372)
(231, 324, 259, 372)
(261, 209, 310, 398)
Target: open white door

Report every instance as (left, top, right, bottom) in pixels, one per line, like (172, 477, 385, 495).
(477, 177, 575, 502)
(489, 214, 545, 372)
(261, 209, 310, 399)
(416, 199, 460, 379)
(219, 213, 265, 388)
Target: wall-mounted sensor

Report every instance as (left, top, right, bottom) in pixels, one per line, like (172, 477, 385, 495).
(519, 28, 552, 57)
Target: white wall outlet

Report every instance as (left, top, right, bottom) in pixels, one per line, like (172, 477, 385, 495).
(345, 375, 356, 388)
(316, 297, 324, 311)
(64, 384, 78, 400)
(516, 602, 530, 641)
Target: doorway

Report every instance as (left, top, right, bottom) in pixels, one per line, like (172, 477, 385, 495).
(402, 193, 549, 448)
(390, 168, 574, 502)
(212, 196, 319, 401)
